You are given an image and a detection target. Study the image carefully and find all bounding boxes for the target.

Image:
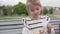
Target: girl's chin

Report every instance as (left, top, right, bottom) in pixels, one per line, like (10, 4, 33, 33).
(33, 16, 38, 18)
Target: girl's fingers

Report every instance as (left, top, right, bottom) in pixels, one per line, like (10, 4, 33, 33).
(39, 30, 44, 34)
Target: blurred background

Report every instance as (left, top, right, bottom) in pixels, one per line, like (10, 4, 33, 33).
(0, 0, 60, 34)
(0, 0, 60, 18)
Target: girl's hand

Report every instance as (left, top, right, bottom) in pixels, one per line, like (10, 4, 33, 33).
(39, 30, 45, 34)
(47, 23, 52, 33)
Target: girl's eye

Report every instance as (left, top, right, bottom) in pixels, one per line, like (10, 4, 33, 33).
(36, 8, 39, 10)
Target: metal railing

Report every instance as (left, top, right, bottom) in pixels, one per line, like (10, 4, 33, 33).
(0, 19, 60, 34)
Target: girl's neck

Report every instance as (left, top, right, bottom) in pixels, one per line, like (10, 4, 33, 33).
(30, 15, 41, 20)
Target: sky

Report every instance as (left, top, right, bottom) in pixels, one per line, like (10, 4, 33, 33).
(0, 0, 60, 7)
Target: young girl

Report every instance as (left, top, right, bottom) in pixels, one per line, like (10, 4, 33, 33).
(22, 0, 55, 34)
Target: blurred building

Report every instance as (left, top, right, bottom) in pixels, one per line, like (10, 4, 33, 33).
(0, 7, 4, 16)
(0, 6, 14, 16)
(53, 7, 60, 16)
(42, 6, 60, 16)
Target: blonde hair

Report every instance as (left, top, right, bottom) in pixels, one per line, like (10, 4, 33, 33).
(26, 0, 42, 11)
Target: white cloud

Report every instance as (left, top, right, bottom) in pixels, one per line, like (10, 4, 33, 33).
(0, 0, 21, 6)
(0, 0, 60, 7)
(40, 0, 60, 7)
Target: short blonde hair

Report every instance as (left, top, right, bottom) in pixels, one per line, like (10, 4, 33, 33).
(26, 0, 42, 11)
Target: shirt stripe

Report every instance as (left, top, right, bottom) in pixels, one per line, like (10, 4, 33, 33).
(28, 22, 42, 25)
(30, 26, 43, 30)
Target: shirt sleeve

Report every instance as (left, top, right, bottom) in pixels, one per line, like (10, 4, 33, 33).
(23, 18, 31, 29)
(45, 16, 50, 23)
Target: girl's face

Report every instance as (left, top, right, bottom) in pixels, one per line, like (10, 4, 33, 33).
(28, 5, 41, 18)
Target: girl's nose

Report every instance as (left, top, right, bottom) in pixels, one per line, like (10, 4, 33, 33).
(34, 10, 38, 13)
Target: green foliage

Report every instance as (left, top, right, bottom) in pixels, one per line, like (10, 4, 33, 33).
(42, 7, 48, 15)
(13, 2, 28, 16)
(0, 2, 28, 16)
(49, 8, 53, 14)
(0, 2, 54, 17)
(3, 6, 11, 16)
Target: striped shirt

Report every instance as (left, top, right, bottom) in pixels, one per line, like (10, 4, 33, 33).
(23, 16, 50, 34)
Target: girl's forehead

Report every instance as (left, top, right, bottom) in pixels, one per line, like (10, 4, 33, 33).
(29, 6, 35, 9)
(29, 5, 40, 9)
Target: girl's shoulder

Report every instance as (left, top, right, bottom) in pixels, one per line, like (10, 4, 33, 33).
(41, 15, 50, 23)
(41, 15, 49, 19)
(42, 15, 50, 18)
(22, 16, 50, 20)
(22, 17, 32, 22)
(22, 15, 50, 22)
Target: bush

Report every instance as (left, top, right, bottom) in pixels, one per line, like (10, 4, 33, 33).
(13, 2, 28, 16)
(49, 8, 53, 14)
(3, 6, 11, 16)
(42, 7, 48, 15)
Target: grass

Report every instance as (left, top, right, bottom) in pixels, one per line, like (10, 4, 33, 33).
(0, 14, 59, 20)
(43, 14, 58, 18)
(0, 16, 21, 20)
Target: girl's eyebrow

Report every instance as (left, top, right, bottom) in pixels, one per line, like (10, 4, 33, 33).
(30, 7, 35, 10)
(31, 8, 34, 10)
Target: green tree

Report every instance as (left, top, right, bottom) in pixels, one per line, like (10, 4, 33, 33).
(13, 2, 27, 16)
(3, 6, 12, 16)
(49, 8, 53, 14)
(43, 7, 48, 15)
